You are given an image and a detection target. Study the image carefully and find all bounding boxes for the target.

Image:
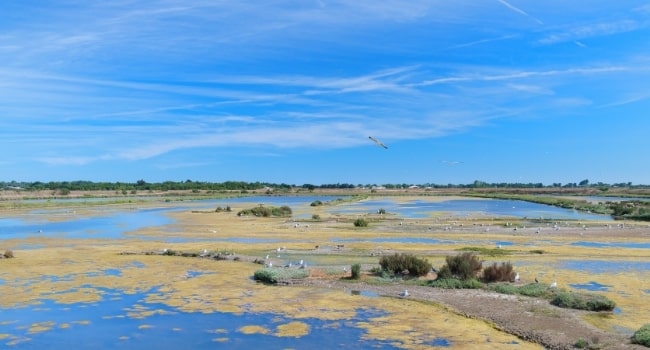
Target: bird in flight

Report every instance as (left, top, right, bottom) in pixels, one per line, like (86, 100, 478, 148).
(368, 136, 388, 149)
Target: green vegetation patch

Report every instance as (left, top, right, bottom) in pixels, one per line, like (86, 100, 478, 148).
(632, 324, 650, 347)
(253, 268, 309, 284)
(428, 278, 483, 289)
(238, 205, 292, 217)
(457, 246, 510, 256)
(550, 291, 616, 312)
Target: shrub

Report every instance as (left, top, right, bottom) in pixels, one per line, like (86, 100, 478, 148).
(253, 268, 309, 284)
(4, 250, 14, 258)
(632, 324, 650, 347)
(550, 292, 616, 311)
(312, 214, 321, 220)
(377, 208, 386, 214)
(378, 253, 432, 277)
(482, 261, 515, 283)
(310, 200, 323, 207)
(574, 338, 588, 348)
(438, 252, 482, 281)
(354, 218, 369, 227)
(237, 205, 292, 217)
(351, 263, 361, 279)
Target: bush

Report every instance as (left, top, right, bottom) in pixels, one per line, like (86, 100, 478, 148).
(4, 250, 14, 258)
(550, 291, 616, 311)
(310, 200, 323, 207)
(378, 253, 432, 277)
(632, 324, 650, 347)
(312, 214, 321, 220)
(351, 263, 361, 280)
(353, 218, 369, 227)
(238, 205, 292, 217)
(253, 268, 309, 284)
(482, 261, 515, 283)
(574, 338, 588, 348)
(438, 252, 482, 281)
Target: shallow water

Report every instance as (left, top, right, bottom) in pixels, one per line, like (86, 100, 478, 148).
(570, 241, 650, 249)
(0, 287, 403, 349)
(0, 209, 175, 240)
(1, 196, 618, 243)
(559, 260, 650, 273)
(569, 281, 611, 291)
(330, 198, 614, 221)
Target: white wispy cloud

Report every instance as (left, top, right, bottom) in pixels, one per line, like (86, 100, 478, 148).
(539, 20, 648, 45)
(414, 66, 627, 87)
(495, 0, 543, 25)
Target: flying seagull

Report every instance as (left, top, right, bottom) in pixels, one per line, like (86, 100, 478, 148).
(368, 136, 388, 149)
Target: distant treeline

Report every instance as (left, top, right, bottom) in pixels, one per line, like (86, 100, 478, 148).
(1, 179, 648, 192)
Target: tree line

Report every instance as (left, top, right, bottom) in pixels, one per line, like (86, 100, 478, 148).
(1, 179, 647, 192)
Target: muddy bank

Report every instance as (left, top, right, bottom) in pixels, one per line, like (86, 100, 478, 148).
(291, 277, 643, 350)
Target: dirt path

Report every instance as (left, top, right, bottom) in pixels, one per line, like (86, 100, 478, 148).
(292, 278, 643, 350)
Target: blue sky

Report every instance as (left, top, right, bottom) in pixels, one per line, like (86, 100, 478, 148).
(1, 1, 649, 185)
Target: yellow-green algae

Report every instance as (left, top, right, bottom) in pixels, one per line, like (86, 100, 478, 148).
(275, 321, 310, 337)
(238, 325, 270, 335)
(27, 321, 56, 334)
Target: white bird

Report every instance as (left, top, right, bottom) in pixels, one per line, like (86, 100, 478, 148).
(514, 273, 520, 282)
(368, 136, 388, 149)
(265, 255, 270, 260)
(550, 280, 557, 288)
(400, 290, 409, 297)
(299, 259, 304, 265)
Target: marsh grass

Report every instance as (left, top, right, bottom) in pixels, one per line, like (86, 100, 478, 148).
(457, 247, 510, 257)
(428, 278, 483, 289)
(488, 283, 616, 311)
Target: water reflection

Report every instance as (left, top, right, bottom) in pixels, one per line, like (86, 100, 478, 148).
(569, 281, 611, 291)
(0, 287, 402, 349)
(330, 198, 614, 221)
(570, 241, 650, 249)
(559, 260, 650, 273)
